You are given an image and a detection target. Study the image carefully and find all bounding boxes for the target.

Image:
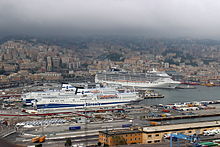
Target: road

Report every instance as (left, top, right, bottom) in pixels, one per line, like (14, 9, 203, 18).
(7, 119, 134, 146)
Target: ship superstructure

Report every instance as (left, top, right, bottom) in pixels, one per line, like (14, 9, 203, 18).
(95, 69, 180, 89)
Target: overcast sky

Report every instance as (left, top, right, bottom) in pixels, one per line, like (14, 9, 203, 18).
(1, 0, 220, 39)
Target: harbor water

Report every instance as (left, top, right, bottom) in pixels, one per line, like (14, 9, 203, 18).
(142, 86, 220, 106)
(141, 86, 220, 123)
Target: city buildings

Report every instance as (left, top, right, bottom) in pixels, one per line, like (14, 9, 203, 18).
(0, 38, 219, 85)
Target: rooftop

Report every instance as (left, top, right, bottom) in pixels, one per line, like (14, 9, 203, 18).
(143, 121, 220, 133)
(99, 128, 142, 136)
(100, 121, 220, 136)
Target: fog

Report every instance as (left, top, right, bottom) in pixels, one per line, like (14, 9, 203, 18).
(0, 0, 220, 39)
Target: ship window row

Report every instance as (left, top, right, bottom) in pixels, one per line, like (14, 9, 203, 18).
(100, 77, 159, 81)
(98, 74, 163, 78)
(103, 76, 159, 79)
(50, 100, 65, 102)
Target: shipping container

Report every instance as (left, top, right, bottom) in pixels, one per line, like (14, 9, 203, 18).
(69, 126, 81, 130)
(122, 124, 132, 128)
(149, 121, 158, 126)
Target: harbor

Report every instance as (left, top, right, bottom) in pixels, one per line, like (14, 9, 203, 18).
(142, 85, 220, 106)
(0, 83, 220, 147)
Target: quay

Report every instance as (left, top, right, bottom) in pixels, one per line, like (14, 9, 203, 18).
(147, 112, 220, 121)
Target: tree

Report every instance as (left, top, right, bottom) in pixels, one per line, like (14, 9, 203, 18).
(65, 138, 72, 147)
(0, 69, 5, 75)
(35, 144, 42, 147)
(97, 142, 102, 146)
(103, 144, 109, 147)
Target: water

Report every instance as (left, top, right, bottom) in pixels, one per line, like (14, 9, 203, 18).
(142, 86, 220, 106)
(140, 86, 220, 123)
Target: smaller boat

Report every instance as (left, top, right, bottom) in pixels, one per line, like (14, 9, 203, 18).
(143, 90, 164, 99)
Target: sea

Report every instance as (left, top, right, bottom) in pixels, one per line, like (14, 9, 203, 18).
(142, 86, 220, 106)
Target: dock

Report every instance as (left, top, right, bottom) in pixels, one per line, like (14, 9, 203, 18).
(147, 112, 220, 121)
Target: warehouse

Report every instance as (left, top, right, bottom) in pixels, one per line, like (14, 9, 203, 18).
(99, 121, 220, 146)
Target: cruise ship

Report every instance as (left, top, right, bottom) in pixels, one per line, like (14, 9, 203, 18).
(95, 69, 180, 89)
(22, 84, 142, 109)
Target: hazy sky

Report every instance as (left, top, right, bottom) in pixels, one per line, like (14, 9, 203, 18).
(1, 0, 220, 39)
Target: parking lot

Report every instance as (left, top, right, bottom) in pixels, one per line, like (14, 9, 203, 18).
(16, 119, 69, 127)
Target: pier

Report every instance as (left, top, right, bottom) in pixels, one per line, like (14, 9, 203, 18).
(147, 112, 220, 121)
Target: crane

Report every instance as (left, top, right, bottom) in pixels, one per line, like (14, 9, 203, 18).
(169, 133, 200, 147)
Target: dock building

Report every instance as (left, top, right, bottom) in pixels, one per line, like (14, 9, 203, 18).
(99, 121, 220, 146)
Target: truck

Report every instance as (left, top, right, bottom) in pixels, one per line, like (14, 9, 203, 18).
(162, 109, 170, 113)
(39, 136, 46, 143)
(122, 124, 132, 128)
(149, 121, 159, 126)
(69, 126, 81, 131)
(31, 137, 40, 143)
(31, 136, 46, 143)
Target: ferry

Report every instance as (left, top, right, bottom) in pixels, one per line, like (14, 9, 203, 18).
(22, 84, 116, 106)
(22, 84, 142, 109)
(34, 92, 141, 110)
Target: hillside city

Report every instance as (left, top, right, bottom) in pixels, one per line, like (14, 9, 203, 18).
(0, 37, 220, 87)
(2, 1, 220, 146)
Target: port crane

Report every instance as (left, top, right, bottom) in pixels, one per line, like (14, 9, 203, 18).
(169, 133, 199, 147)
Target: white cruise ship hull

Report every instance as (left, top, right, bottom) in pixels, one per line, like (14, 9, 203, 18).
(36, 100, 136, 109)
(95, 79, 180, 89)
(95, 70, 180, 89)
(35, 94, 141, 110)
